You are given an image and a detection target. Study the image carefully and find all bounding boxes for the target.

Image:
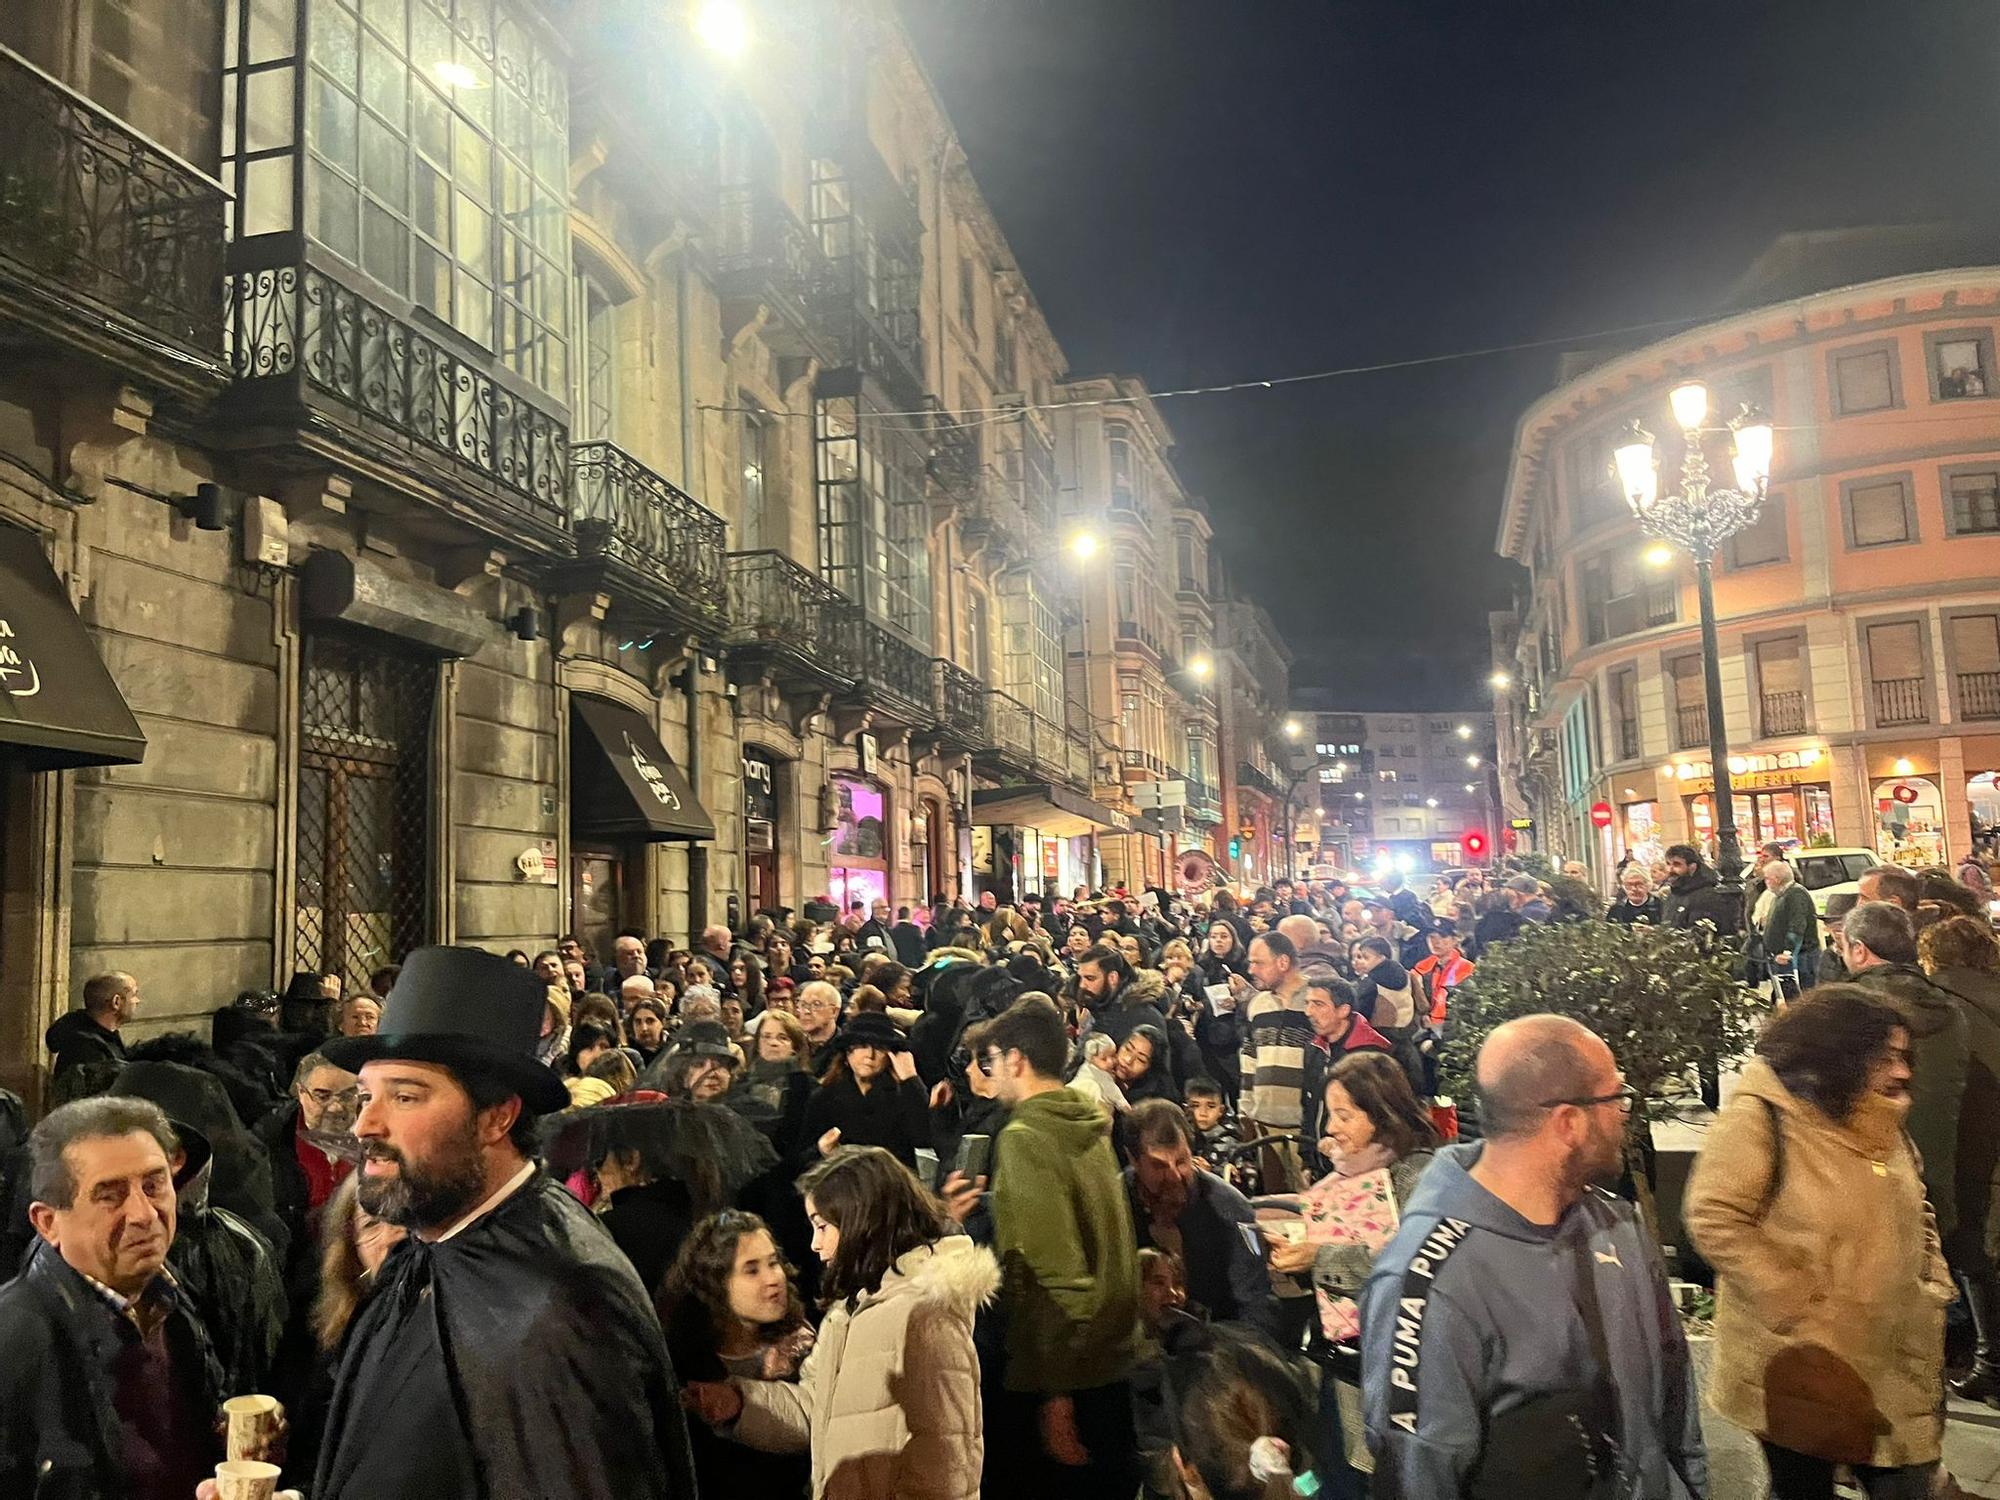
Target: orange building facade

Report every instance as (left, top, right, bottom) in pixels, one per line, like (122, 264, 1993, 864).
(1495, 263, 2000, 879)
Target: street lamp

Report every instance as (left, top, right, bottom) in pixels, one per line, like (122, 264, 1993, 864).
(1489, 671, 1511, 691)
(1187, 654, 1212, 679)
(1455, 724, 1472, 740)
(1283, 717, 1303, 739)
(1613, 381, 1773, 899)
(1069, 530, 1101, 561)
(692, 0, 750, 56)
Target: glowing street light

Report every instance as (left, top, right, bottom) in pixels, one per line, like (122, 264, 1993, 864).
(1455, 724, 1472, 740)
(1187, 655, 1212, 679)
(1283, 718, 1303, 739)
(1489, 671, 1511, 691)
(1643, 543, 1675, 569)
(692, 0, 750, 56)
(1069, 530, 1101, 561)
(1465, 754, 1481, 768)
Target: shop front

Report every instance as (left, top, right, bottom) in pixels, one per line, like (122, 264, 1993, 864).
(743, 749, 783, 917)
(1676, 751, 1834, 857)
(827, 772, 890, 914)
(970, 781, 1125, 903)
(1873, 774, 1946, 868)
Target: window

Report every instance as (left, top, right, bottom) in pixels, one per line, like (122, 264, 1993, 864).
(1608, 666, 1638, 760)
(814, 395, 931, 646)
(1864, 619, 1928, 728)
(1950, 613, 2000, 720)
(570, 272, 616, 441)
(1926, 328, 1995, 401)
(1564, 429, 1623, 529)
(1581, 550, 1677, 643)
(1376, 769, 1399, 783)
(1401, 743, 1417, 757)
(1945, 467, 2000, 536)
(993, 316, 1016, 392)
(297, 0, 570, 394)
(1831, 342, 1901, 415)
(1843, 475, 1916, 548)
(1176, 533, 1198, 591)
(1669, 655, 1707, 750)
(1401, 793, 1421, 807)
(8, 0, 225, 169)
(1754, 637, 1807, 736)
(1725, 494, 1787, 568)
(958, 255, 978, 339)
(739, 404, 772, 550)
(998, 571, 1063, 724)
(1107, 422, 1137, 511)
(964, 587, 991, 685)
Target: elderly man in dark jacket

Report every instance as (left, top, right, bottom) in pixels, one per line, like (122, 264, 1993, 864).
(0, 1095, 226, 1500)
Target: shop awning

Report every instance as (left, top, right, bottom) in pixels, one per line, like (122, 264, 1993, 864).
(972, 782, 1135, 840)
(0, 526, 145, 770)
(570, 695, 714, 841)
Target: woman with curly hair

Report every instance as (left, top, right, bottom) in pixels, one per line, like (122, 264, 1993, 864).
(661, 1210, 814, 1496)
(683, 1147, 998, 1499)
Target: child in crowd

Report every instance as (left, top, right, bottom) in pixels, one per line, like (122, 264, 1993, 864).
(1183, 1077, 1239, 1171)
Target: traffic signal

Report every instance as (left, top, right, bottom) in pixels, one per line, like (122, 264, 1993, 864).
(1228, 837, 1242, 860)
(1461, 829, 1489, 863)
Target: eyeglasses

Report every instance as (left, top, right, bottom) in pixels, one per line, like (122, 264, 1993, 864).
(1537, 1084, 1638, 1114)
(306, 1086, 360, 1107)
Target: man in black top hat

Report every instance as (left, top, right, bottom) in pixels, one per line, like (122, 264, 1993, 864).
(308, 946, 697, 1500)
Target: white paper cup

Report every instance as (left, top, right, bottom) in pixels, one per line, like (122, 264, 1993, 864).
(214, 1458, 282, 1500)
(222, 1394, 282, 1462)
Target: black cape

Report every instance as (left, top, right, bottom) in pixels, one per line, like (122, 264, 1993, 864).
(313, 1172, 698, 1500)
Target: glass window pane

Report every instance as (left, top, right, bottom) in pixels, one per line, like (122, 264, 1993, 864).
(245, 66, 294, 152)
(454, 192, 490, 274)
(361, 28, 404, 123)
(362, 200, 408, 290)
(244, 154, 295, 236)
(413, 81, 449, 164)
(453, 270, 492, 345)
(453, 116, 491, 197)
(247, 0, 299, 65)
(311, 161, 359, 260)
(414, 239, 449, 315)
(362, 0, 405, 45)
(410, 3, 449, 73)
(453, 45, 492, 129)
(311, 71, 359, 172)
(313, 1, 358, 85)
(361, 114, 406, 207)
(413, 159, 447, 238)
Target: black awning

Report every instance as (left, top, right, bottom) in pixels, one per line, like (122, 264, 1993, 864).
(570, 694, 714, 841)
(971, 782, 1133, 839)
(0, 526, 145, 771)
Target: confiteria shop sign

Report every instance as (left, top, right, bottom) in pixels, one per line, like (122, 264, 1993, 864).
(1675, 749, 1826, 795)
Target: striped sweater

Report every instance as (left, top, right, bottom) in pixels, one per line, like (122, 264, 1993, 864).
(1239, 985, 1315, 1128)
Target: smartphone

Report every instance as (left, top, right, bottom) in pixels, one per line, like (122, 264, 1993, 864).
(1238, 1223, 1266, 1257)
(954, 1133, 992, 1182)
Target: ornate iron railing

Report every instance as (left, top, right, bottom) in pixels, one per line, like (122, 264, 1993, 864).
(227, 260, 567, 527)
(1960, 670, 2000, 721)
(840, 608, 931, 711)
(986, 689, 1034, 762)
(1237, 760, 1283, 799)
(932, 659, 985, 739)
(1065, 728, 1092, 788)
(716, 186, 824, 303)
(1872, 677, 1927, 727)
(1759, 690, 1807, 737)
(926, 404, 981, 498)
(724, 550, 856, 681)
(0, 44, 226, 371)
(1674, 701, 1709, 750)
(570, 441, 728, 626)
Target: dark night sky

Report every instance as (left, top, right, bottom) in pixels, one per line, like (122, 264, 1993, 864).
(900, 0, 2000, 708)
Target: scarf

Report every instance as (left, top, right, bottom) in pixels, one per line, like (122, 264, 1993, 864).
(1328, 1141, 1397, 1178)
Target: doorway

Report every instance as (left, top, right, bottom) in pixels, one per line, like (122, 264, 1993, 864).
(572, 844, 631, 965)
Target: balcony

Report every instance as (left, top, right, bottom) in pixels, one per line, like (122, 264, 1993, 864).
(1121, 748, 1167, 778)
(976, 690, 1086, 787)
(1116, 619, 1165, 658)
(808, 280, 925, 401)
(929, 660, 986, 745)
(715, 186, 826, 356)
(959, 467, 1032, 559)
(1237, 760, 1284, 799)
(1675, 702, 1709, 751)
(1872, 677, 1928, 727)
(1759, 690, 1807, 737)
(925, 406, 981, 502)
(1960, 670, 2000, 722)
(223, 256, 568, 548)
(1185, 776, 1223, 824)
(1584, 580, 1679, 646)
(835, 607, 931, 727)
(724, 549, 857, 689)
(1064, 727, 1092, 790)
(1617, 718, 1640, 760)
(562, 442, 727, 636)
(0, 44, 228, 398)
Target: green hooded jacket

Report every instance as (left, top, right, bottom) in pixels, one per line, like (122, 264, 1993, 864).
(990, 1087, 1141, 1394)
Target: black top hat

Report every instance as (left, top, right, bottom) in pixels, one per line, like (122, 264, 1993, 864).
(666, 1020, 739, 1062)
(322, 946, 568, 1114)
(832, 1011, 908, 1054)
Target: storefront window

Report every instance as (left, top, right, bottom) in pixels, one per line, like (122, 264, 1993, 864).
(1874, 777, 1945, 868)
(1621, 801, 1662, 867)
(1970, 773, 2000, 847)
(1685, 783, 1835, 857)
(829, 774, 888, 911)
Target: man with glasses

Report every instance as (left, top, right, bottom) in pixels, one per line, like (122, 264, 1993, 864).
(1360, 1014, 1705, 1498)
(255, 1051, 360, 1273)
(794, 980, 844, 1075)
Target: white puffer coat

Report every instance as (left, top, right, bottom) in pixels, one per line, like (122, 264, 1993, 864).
(733, 1235, 999, 1500)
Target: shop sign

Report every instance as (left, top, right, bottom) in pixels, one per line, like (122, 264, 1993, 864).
(1509, 817, 1535, 831)
(1682, 767, 1825, 795)
(742, 752, 777, 822)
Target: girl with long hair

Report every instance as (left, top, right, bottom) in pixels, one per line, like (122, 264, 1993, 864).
(682, 1147, 998, 1500)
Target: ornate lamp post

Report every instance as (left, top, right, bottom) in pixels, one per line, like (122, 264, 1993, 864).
(1613, 382, 1774, 900)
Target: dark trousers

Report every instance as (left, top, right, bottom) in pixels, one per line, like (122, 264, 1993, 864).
(1033, 1379, 1141, 1500)
(1760, 1441, 1934, 1500)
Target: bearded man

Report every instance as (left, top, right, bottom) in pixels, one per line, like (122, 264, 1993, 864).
(311, 946, 697, 1499)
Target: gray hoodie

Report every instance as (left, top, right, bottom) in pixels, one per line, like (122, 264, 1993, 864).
(1360, 1144, 1706, 1498)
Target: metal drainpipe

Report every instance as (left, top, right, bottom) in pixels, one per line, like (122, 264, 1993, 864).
(676, 248, 708, 936)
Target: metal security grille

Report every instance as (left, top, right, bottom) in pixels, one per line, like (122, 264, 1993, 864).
(294, 631, 435, 993)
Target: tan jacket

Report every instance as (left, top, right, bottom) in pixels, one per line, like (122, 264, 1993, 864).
(734, 1236, 999, 1500)
(1684, 1058, 1955, 1467)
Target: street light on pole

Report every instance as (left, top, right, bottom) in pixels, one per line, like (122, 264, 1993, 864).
(1613, 382, 1773, 901)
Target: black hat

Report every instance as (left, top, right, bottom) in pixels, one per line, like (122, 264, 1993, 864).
(322, 946, 568, 1114)
(833, 1011, 908, 1054)
(667, 1019, 738, 1062)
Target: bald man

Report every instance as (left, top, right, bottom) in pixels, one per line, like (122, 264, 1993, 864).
(1276, 913, 1342, 970)
(1359, 1015, 1705, 1498)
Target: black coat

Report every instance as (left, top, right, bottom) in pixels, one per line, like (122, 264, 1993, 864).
(1605, 895, 1663, 926)
(314, 1173, 697, 1500)
(798, 1072, 932, 1171)
(599, 1177, 698, 1299)
(0, 1247, 224, 1500)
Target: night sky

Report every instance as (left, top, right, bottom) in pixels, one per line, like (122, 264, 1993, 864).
(900, 0, 2000, 708)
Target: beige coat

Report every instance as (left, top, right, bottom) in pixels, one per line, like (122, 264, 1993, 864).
(1684, 1058, 1955, 1467)
(734, 1236, 999, 1500)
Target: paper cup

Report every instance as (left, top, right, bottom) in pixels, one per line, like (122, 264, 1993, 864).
(214, 1459, 282, 1500)
(222, 1394, 282, 1462)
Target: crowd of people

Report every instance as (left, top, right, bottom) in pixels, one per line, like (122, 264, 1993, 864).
(0, 853, 1994, 1499)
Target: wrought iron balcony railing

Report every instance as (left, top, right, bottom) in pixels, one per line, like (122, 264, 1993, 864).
(1064, 727, 1092, 789)
(570, 441, 728, 632)
(1674, 702, 1709, 750)
(986, 689, 1034, 764)
(925, 404, 981, 499)
(716, 186, 825, 344)
(838, 608, 931, 718)
(931, 659, 985, 741)
(1237, 760, 1283, 799)
(724, 550, 857, 684)
(1185, 776, 1223, 822)
(1759, 689, 1807, 737)
(1872, 677, 1928, 727)
(0, 44, 227, 391)
(1960, 670, 2000, 722)
(226, 258, 567, 534)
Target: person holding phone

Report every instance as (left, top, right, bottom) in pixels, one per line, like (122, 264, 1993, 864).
(800, 1014, 932, 1173)
(1193, 922, 1247, 1106)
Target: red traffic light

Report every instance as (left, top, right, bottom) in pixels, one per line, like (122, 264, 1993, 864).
(1461, 830, 1489, 861)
